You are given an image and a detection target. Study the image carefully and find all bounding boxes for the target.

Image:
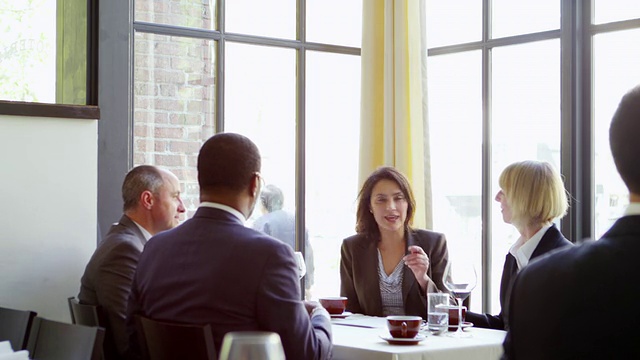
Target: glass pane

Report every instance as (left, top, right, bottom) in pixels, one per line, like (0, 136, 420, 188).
(306, 0, 362, 47)
(427, 51, 483, 312)
(491, 39, 560, 313)
(594, 0, 640, 24)
(593, 29, 640, 237)
(135, 0, 216, 30)
(425, 0, 481, 48)
(226, 0, 295, 39)
(133, 32, 216, 216)
(0, 0, 57, 103)
(225, 42, 301, 288)
(492, 0, 559, 38)
(306, 51, 361, 300)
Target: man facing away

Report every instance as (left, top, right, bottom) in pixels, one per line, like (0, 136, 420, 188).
(502, 84, 640, 359)
(128, 133, 332, 360)
(78, 165, 185, 359)
(253, 183, 315, 298)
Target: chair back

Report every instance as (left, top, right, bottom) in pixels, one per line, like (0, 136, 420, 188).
(27, 317, 105, 360)
(68, 297, 104, 327)
(135, 315, 216, 360)
(0, 306, 37, 351)
(67, 297, 116, 360)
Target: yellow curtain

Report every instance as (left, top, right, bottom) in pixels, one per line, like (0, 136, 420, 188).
(359, 0, 432, 229)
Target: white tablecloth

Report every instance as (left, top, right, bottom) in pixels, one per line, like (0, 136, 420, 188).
(0, 341, 28, 360)
(331, 315, 505, 360)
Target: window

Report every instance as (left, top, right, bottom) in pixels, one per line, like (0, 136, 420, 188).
(130, 0, 362, 299)
(0, 0, 93, 105)
(426, 1, 640, 313)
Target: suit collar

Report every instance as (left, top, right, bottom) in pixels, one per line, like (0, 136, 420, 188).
(116, 214, 147, 246)
(531, 224, 569, 259)
(193, 206, 245, 226)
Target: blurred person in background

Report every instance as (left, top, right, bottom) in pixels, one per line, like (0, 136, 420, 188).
(253, 184, 315, 298)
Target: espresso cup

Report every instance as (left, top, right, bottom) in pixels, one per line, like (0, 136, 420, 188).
(437, 305, 467, 326)
(386, 316, 422, 339)
(318, 297, 348, 315)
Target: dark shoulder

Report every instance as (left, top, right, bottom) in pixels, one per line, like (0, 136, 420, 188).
(342, 233, 370, 249)
(410, 229, 445, 243)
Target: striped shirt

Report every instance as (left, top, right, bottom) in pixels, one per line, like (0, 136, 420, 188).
(377, 249, 405, 316)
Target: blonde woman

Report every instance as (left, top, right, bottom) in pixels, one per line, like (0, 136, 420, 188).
(466, 160, 573, 330)
(340, 166, 449, 318)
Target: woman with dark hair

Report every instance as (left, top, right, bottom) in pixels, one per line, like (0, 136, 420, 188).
(340, 166, 450, 318)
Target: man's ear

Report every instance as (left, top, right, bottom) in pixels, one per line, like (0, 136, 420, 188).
(140, 190, 154, 210)
(250, 174, 260, 198)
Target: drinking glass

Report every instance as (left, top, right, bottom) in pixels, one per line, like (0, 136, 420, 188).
(294, 251, 306, 279)
(218, 331, 285, 360)
(442, 261, 477, 338)
(427, 293, 449, 335)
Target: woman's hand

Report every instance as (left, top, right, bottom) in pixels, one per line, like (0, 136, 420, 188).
(403, 245, 431, 292)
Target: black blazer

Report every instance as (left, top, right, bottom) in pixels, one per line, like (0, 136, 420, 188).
(466, 224, 572, 330)
(340, 229, 449, 318)
(502, 215, 640, 359)
(128, 207, 332, 360)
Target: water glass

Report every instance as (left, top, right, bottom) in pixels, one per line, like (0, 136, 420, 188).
(427, 293, 449, 335)
(218, 331, 285, 360)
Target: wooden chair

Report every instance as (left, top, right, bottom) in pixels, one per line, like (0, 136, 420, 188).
(135, 315, 216, 360)
(0, 306, 37, 351)
(67, 297, 116, 360)
(27, 317, 104, 360)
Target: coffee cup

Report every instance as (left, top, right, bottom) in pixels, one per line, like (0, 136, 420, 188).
(386, 316, 422, 339)
(318, 297, 348, 315)
(437, 305, 467, 326)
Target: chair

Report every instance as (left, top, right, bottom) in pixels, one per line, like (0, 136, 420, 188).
(0, 306, 37, 351)
(67, 297, 116, 360)
(27, 317, 104, 360)
(135, 315, 216, 360)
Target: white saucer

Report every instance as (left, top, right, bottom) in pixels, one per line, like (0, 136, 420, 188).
(330, 311, 353, 319)
(379, 334, 426, 345)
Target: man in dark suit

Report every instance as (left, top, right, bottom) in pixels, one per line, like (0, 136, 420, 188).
(502, 84, 640, 359)
(128, 133, 332, 360)
(253, 183, 315, 298)
(78, 165, 185, 359)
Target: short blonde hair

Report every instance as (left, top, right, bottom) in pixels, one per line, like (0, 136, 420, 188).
(499, 160, 568, 228)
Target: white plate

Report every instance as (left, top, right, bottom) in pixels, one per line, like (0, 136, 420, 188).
(379, 334, 426, 345)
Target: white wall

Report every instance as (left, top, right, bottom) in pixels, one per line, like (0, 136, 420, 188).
(0, 114, 98, 322)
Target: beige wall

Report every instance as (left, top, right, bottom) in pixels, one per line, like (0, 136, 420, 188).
(0, 114, 98, 322)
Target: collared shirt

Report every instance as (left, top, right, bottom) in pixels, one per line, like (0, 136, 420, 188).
(624, 202, 640, 216)
(509, 224, 553, 270)
(200, 201, 246, 224)
(132, 220, 152, 241)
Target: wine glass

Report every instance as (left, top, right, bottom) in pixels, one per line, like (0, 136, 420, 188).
(442, 261, 477, 338)
(218, 331, 285, 360)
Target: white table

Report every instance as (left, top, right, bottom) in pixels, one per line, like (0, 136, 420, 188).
(331, 315, 505, 360)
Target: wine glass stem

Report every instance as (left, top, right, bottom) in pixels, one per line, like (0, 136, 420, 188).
(456, 297, 463, 333)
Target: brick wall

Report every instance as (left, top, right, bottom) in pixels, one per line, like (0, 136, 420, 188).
(133, 1, 215, 216)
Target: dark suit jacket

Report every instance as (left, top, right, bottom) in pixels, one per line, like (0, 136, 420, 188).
(340, 229, 449, 318)
(252, 209, 315, 289)
(502, 215, 640, 359)
(128, 207, 332, 360)
(466, 225, 572, 330)
(79, 214, 147, 359)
